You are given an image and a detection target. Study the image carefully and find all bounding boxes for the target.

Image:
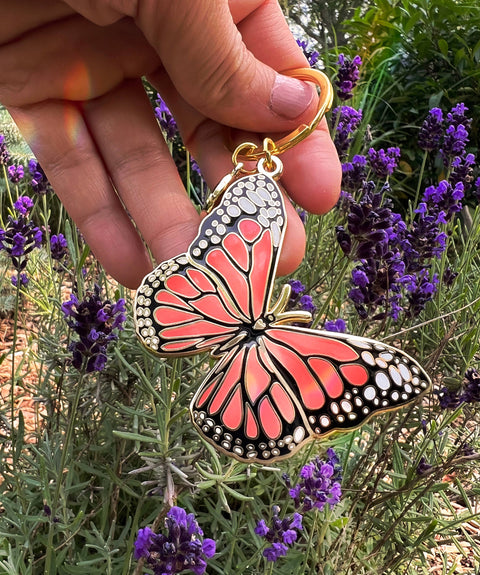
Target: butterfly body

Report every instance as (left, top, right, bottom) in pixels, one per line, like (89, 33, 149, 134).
(135, 172, 431, 463)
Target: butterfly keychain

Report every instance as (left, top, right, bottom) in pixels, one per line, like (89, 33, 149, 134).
(134, 68, 431, 464)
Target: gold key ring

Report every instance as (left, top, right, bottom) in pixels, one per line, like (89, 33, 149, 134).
(232, 68, 334, 163)
(205, 68, 333, 212)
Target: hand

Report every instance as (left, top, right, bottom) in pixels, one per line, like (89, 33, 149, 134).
(0, 0, 341, 288)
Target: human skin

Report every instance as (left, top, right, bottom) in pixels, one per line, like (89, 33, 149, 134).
(0, 0, 341, 288)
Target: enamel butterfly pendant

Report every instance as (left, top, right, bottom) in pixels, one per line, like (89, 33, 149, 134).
(134, 69, 431, 464)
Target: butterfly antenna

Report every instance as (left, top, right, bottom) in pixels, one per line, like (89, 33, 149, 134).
(270, 284, 312, 325)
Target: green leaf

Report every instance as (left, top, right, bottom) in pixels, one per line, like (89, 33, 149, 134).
(438, 38, 449, 57)
(330, 516, 349, 529)
(14, 411, 25, 464)
(428, 90, 444, 108)
(112, 430, 163, 444)
(222, 483, 254, 502)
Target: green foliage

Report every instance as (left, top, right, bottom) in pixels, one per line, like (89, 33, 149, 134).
(287, 1, 480, 201)
(281, 0, 365, 48)
(342, 0, 480, 180)
(1, 16, 480, 573)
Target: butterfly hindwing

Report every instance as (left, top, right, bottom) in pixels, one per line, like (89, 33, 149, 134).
(191, 340, 310, 462)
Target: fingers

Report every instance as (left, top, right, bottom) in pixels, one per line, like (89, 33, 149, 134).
(278, 197, 306, 276)
(231, 0, 307, 68)
(8, 100, 153, 288)
(0, 0, 339, 288)
(61, 0, 129, 25)
(136, 0, 318, 132)
(81, 79, 201, 267)
(147, 0, 340, 215)
(146, 11, 340, 275)
(233, 0, 341, 211)
(0, 15, 158, 107)
(148, 0, 341, 210)
(0, 0, 72, 43)
(281, 119, 341, 215)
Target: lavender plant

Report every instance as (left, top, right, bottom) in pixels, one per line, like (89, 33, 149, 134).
(0, 42, 479, 575)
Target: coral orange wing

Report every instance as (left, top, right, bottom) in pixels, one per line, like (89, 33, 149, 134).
(191, 325, 430, 463)
(134, 173, 286, 356)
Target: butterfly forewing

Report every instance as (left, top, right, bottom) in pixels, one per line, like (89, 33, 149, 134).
(134, 173, 287, 356)
(186, 173, 286, 322)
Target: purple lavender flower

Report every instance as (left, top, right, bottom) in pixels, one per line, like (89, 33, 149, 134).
(367, 147, 401, 179)
(342, 154, 367, 191)
(62, 285, 126, 372)
(442, 266, 458, 287)
(449, 153, 476, 191)
(297, 208, 307, 225)
(336, 182, 418, 320)
(284, 448, 342, 513)
(14, 196, 34, 215)
(352, 267, 369, 288)
(0, 134, 9, 165)
(0, 215, 42, 272)
(11, 272, 29, 287)
(155, 95, 178, 142)
(254, 506, 303, 562)
(190, 157, 202, 178)
(437, 368, 480, 409)
(416, 457, 433, 475)
(50, 233, 68, 261)
(134, 507, 215, 575)
(323, 318, 347, 333)
(436, 386, 461, 409)
(418, 107, 444, 151)
(339, 164, 468, 319)
(461, 442, 476, 457)
(440, 104, 472, 167)
(441, 124, 469, 162)
(134, 526, 154, 559)
(336, 100, 474, 322)
(286, 280, 316, 321)
(288, 279, 306, 297)
(331, 106, 363, 159)
(401, 269, 439, 319)
(342, 182, 396, 259)
(8, 164, 24, 184)
(421, 180, 464, 222)
(335, 225, 351, 256)
(296, 38, 320, 67)
(335, 54, 362, 101)
(460, 367, 480, 404)
(28, 159, 52, 195)
(299, 294, 316, 314)
(446, 103, 471, 129)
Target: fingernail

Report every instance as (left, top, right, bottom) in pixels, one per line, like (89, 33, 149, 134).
(270, 75, 315, 119)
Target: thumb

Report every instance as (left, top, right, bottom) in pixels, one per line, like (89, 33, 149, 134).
(136, 0, 317, 132)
